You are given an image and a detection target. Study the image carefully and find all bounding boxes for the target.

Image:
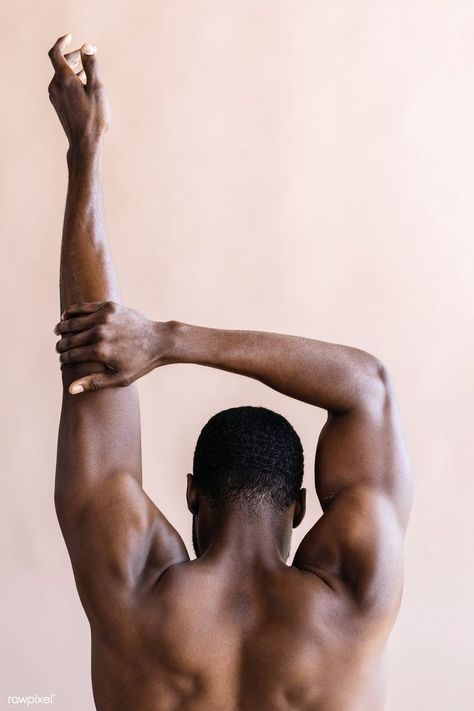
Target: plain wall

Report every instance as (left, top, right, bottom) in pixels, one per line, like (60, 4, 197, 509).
(1, 1, 473, 709)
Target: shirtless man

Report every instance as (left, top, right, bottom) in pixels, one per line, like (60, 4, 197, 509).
(48, 34, 413, 711)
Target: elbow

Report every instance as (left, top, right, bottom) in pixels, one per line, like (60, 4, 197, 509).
(54, 488, 67, 523)
(362, 358, 395, 413)
(54, 486, 74, 527)
(377, 361, 395, 393)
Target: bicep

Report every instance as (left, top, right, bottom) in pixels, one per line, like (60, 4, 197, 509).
(294, 371, 413, 609)
(55, 362, 142, 513)
(314, 371, 413, 522)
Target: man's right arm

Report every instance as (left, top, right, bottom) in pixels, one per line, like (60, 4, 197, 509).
(173, 323, 412, 618)
(170, 323, 412, 613)
(57, 309, 384, 412)
(57, 310, 413, 614)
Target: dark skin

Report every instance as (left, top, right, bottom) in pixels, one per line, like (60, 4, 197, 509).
(49, 35, 413, 711)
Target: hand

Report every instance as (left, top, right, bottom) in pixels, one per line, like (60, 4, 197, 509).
(47, 34, 111, 148)
(55, 302, 172, 394)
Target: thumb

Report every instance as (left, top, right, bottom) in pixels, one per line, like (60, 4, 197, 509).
(80, 43, 98, 87)
(69, 371, 121, 395)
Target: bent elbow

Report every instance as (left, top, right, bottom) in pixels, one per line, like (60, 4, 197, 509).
(363, 360, 396, 414)
(376, 360, 396, 396)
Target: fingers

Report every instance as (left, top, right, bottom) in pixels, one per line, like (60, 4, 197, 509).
(56, 328, 95, 353)
(47, 35, 98, 91)
(54, 301, 118, 335)
(59, 345, 98, 365)
(63, 50, 87, 84)
(55, 312, 100, 335)
(64, 49, 82, 70)
(63, 49, 92, 86)
(80, 43, 99, 90)
(61, 301, 110, 319)
(48, 34, 75, 76)
(69, 371, 124, 395)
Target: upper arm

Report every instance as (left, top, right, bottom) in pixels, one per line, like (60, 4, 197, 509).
(293, 367, 413, 613)
(55, 363, 189, 632)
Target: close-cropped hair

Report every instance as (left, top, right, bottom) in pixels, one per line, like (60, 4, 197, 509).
(193, 405, 304, 512)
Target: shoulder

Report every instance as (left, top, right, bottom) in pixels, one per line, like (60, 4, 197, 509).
(294, 485, 406, 619)
(62, 474, 189, 635)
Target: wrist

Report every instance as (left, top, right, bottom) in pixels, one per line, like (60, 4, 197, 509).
(67, 136, 102, 166)
(157, 320, 194, 366)
(150, 319, 183, 366)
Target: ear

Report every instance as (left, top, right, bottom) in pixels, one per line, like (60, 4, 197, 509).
(186, 473, 199, 515)
(292, 488, 306, 528)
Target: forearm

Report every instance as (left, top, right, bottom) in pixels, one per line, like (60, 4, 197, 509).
(168, 321, 384, 413)
(59, 142, 118, 391)
(60, 141, 119, 312)
(56, 141, 141, 509)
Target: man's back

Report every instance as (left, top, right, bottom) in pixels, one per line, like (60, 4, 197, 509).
(91, 559, 389, 711)
(48, 34, 412, 711)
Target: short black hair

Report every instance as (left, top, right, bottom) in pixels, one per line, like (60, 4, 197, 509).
(192, 406, 304, 512)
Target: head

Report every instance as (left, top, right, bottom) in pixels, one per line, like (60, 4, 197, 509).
(187, 406, 306, 559)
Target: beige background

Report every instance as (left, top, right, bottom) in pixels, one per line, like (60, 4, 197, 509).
(1, 1, 473, 709)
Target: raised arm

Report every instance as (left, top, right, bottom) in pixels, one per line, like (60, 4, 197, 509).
(175, 326, 412, 615)
(48, 35, 188, 632)
(57, 310, 413, 616)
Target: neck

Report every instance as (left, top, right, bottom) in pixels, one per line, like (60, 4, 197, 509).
(197, 501, 293, 567)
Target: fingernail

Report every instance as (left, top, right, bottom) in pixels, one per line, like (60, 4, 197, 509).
(82, 44, 97, 55)
(60, 310, 66, 320)
(65, 34, 72, 45)
(70, 384, 84, 395)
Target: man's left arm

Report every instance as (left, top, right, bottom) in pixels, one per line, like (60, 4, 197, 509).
(48, 35, 188, 631)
